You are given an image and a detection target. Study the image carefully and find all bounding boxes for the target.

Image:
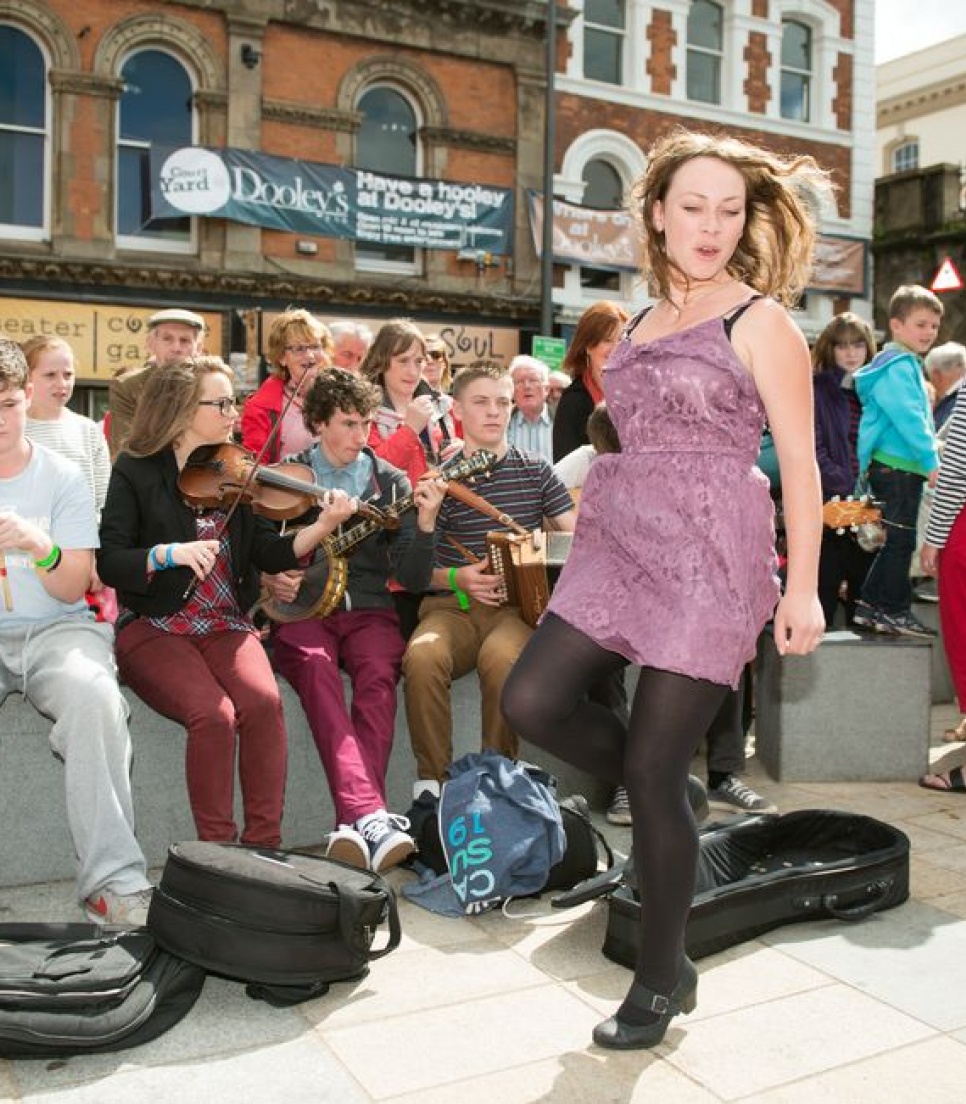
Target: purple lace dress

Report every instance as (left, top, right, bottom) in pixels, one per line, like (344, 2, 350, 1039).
(547, 312, 780, 687)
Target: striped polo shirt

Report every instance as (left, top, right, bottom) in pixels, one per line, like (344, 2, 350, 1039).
(433, 444, 573, 569)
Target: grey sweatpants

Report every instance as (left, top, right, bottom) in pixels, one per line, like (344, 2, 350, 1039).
(0, 615, 149, 902)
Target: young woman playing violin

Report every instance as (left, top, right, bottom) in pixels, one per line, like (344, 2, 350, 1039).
(97, 355, 358, 848)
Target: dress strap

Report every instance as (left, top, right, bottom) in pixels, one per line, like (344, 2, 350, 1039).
(622, 305, 652, 339)
(722, 294, 764, 340)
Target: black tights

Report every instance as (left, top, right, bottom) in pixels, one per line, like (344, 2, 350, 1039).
(502, 614, 728, 1007)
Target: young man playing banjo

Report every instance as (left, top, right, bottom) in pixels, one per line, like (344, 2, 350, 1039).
(402, 360, 576, 797)
(264, 369, 448, 872)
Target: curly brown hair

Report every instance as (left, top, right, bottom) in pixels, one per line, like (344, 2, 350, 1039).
(302, 368, 381, 432)
(632, 128, 833, 306)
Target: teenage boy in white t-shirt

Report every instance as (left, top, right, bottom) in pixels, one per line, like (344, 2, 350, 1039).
(0, 337, 151, 924)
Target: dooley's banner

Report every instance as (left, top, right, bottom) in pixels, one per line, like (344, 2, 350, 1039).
(150, 146, 514, 254)
(528, 192, 639, 272)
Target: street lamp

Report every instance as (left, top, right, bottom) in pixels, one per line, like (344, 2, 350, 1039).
(540, 0, 557, 337)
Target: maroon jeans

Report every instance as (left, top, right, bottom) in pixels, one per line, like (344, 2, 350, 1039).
(116, 620, 286, 846)
(271, 608, 405, 826)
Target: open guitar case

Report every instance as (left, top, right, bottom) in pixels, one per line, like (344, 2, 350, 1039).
(552, 809, 910, 965)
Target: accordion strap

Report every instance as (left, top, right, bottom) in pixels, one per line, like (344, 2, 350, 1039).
(443, 479, 528, 536)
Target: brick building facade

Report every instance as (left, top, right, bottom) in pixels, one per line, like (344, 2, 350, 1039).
(0, 1, 875, 409)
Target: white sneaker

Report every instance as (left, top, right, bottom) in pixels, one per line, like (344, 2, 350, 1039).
(326, 824, 370, 869)
(84, 886, 153, 926)
(355, 810, 415, 873)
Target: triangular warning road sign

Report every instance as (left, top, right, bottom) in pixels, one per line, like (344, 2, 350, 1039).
(931, 257, 964, 293)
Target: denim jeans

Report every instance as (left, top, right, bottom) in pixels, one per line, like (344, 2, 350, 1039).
(859, 461, 925, 614)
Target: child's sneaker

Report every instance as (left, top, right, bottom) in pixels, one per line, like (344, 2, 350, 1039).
(326, 824, 370, 869)
(84, 886, 153, 926)
(356, 811, 415, 873)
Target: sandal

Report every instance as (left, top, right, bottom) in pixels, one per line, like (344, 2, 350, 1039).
(943, 718, 966, 743)
(919, 765, 966, 793)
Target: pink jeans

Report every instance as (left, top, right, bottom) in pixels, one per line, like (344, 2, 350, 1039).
(271, 609, 405, 826)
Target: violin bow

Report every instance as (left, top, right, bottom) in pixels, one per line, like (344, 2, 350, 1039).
(181, 364, 315, 600)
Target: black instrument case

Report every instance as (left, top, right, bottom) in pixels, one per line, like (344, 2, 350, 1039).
(602, 810, 909, 967)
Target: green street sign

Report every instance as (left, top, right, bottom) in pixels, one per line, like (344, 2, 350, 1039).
(531, 335, 567, 372)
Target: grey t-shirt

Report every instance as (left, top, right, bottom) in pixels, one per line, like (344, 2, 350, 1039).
(0, 442, 96, 625)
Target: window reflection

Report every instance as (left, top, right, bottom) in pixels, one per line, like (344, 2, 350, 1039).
(355, 86, 418, 268)
(117, 50, 193, 242)
(687, 0, 723, 105)
(0, 26, 45, 229)
(780, 21, 812, 122)
(580, 159, 623, 292)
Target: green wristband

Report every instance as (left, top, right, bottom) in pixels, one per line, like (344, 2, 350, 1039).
(34, 544, 62, 572)
(447, 565, 470, 611)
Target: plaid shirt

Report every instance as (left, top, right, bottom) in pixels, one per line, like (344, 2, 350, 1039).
(146, 511, 252, 637)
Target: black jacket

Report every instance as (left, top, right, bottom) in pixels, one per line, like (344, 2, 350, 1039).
(98, 449, 300, 616)
(552, 376, 595, 462)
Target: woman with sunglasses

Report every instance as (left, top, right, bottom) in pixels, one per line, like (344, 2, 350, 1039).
(422, 334, 460, 442)
(241, 307, 332, 462)
(98, 355, 357, 848)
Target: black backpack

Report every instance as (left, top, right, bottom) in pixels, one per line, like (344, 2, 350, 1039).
(148, 842, 402, 1005)
(0, 923, 206, 1058)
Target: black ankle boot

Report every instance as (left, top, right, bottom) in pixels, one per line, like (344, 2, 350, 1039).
(592, 957, 698, 1050)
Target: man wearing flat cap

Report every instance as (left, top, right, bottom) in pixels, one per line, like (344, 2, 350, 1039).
(107, 308, 206, 458)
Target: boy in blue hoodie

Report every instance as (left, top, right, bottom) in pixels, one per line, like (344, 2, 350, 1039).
(853, 284, 941, 636)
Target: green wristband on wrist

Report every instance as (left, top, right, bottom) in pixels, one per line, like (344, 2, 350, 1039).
(34, 544, 62, 572)
(447, 565, 470, 611)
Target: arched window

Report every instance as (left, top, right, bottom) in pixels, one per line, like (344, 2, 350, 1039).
(355, 85, 419, 270)
(687, 0, 723, 105)
(891, 140, 919, 174)
(584, 0, 625, 85)
(580, 159, 624, 292)
(116, 49, 194, 248)
(0, 24, 47, 236)
(781, 20, 812, 122)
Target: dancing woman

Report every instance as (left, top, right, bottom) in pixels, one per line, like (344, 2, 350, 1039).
(502, 130, 827, 1049)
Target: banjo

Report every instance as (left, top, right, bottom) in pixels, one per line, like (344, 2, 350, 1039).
(259, 449, 496, 623)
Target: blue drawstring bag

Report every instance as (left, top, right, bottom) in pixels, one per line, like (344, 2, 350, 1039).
(438, 752, 566, 912)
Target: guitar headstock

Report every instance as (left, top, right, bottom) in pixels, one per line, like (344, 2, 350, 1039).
(441, 449, 497, 481)
(822, 495, 883, 531)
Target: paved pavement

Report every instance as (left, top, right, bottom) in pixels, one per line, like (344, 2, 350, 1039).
(4, 704, 966, 1102)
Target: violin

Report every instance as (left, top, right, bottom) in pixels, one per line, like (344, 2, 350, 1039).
(177, 442, 393, 526)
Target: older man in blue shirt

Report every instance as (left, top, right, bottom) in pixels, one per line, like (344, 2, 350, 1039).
(507, 355, 554, 462)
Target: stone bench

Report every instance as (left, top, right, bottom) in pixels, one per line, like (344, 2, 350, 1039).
(1, 676, 610, 889)
(754, 628, 932, 782)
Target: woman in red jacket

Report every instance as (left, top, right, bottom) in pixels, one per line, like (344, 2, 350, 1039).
(360, 319, 446, 484)
(240, 308, 332, 462)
